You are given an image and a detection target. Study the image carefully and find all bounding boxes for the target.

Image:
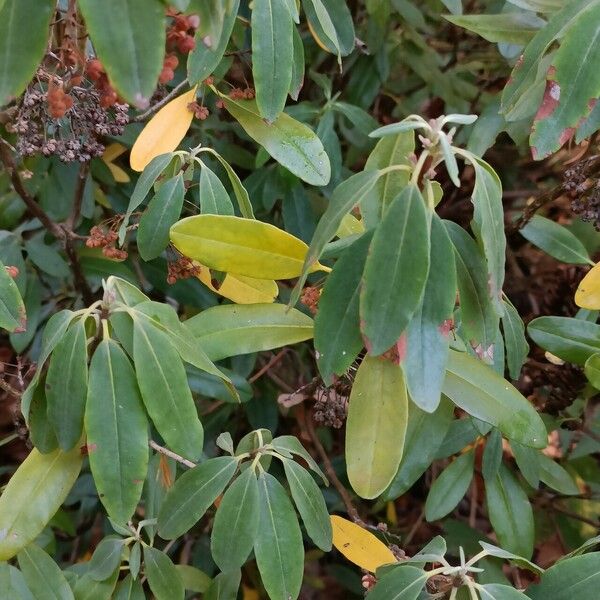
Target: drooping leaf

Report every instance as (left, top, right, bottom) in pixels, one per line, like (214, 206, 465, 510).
(143, 546, 184, 600)
(0, 446, 82, 560)
(85, 339, 148, 524)
(198, 165, 234, 216)
(289, 25, 305, 101)
(425, 449, 474, 521)
(254, 472, 304, 600)
(443, 350, 547, 448)
(129, 87, 197, 171)
(330, 515, 397, 572)
(576, 262, 600, 309)
(78, 0, 165, 107)
(361, 185, 430, 355)
(0, 0, 54, 105)
(18, 543, 74, 600)
(501, 299, 529, 380)
(221, 97, 331, 186)
(346, 355, 408, 499)
(482, 429, 503, 482)
(251, 0, 293, 122)
(157, 456, 237, 539)
(211, 468, 260, 572)
(171, 214, 327, 280)
(444, 13, 544, 44)
(302, 0, 355, 57)
(538, 454, 579, 495)
(511, 441, 541, 489)
(137, 174, 185, 261)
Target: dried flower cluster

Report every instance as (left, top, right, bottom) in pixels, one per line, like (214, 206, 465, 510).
(167, 256, 201, 284)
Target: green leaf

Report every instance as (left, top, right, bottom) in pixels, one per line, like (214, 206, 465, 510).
(479, 584, 530, 599)
(204, 570, 241, 600)
(78, 0, 165, 107)
(24, 239, 70, 278)
(270, 435, 328, 484)
(361, 185, 430, 355)
(85, 339, 148, 524)
(485, 464, 534, 558)
(0, 258, 25, 332)
(444, 12, 544, 44)
(501, 299, 529, 380)
(17, 543, 74, 600)
(87, 537, 125, 581)
(254, 472, 304, 600)
(289, 25, 305, 101)
(282, 458, 332, 551)
(528, 552, 600, 599)
(187, 0, 240, 85)
(113, 574, 145, 600)
(72, 569, 118, 600)
(175, 565, 211, 593)
(198, 164, 234, 215)
(384, 397, 454, 500)
(157, 456, 237, 539)
(520, 215, 592, 264)
(538, 454, 579, 495)
(361, 132, 414, 228)
(368, 565, 428, 600)
(28, 382, 58, 454)
(585, 353, 600, 388)
(443, 350, 547, 448)
(404, 214, 456, 411)
(482, 429, 503, 481)
(0, 0, 54, 105)
(137, 174, 185, 261)
(425, 449, 474, 521)
(0, 446, 82, 561)
(0, 563, 35, 600)
(186, 303, 313, 361)
(302, 0, 355, 57)
(46, 319, 89, 451)
(252, 0, 293, 122)
(315, 231, 372, 384)
(511, 441, 540, 489)
(222, 97, 331, 186)
(530, 3, 600, 159)
(143, 546, 184, 600)
(346, 355, 408, 499)
(478, 541, 544, 575)
(133, 315, 204, 460)
(211, 468, 260, 571)
(527, 316, 600, 365)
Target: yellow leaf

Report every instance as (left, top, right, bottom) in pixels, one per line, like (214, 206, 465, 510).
(575, 262, 600, 309)
(198, 266, 278, 304)
(170, 215, 329, 280)
(130, 86, 197, 172)
(102, 143, 130, 182)
(330, 515, 397, 572)
(107, 162, 131, 183)
(336, 213, 364, 238)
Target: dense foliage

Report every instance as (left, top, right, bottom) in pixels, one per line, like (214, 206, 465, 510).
(1, 0, 600, 598)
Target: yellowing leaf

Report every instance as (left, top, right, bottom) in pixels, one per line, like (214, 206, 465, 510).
(336, 213, 364, 238)
(198, 266, 278, 304)
(330, 515, 397, 572)
(307, 18, 331, 53)
(130, 86, 197, 172)
(170, 215, 329, 280)
(575, 262, 600, 309)
(102, 143, 130, 182)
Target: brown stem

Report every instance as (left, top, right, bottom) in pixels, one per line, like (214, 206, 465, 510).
(63, 234, 93, 305)
(133, 79, 189, 122)
(67, 161, 90, 230)
(149, 439, 196, 469)
(248, 349, 288, 384)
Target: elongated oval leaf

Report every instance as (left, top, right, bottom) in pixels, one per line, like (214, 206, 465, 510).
(143, 546, 184, 600)
(87, 537, 126, 581)
(222, 97, 330, 186)
(171, 215, 326, 280)
(502, 299, 529, 380)
(211, 468, 260, 571)
(0, 258, 25, 332)
(302, 0, 355, 57)
(445, 13, 544, 44)
(538, 454, 579, 495)
(443, 350, 547, 448)
(157, 456, 237, 539)
(576, 262, 600, 309)
(85, 339, 148, 524)
(361, 185, 430, 356)
(0, 446, 82, 560)
(367, 565, 428, 600)
(254, 472, 304, 600)
(18, 543, 74, 600)
(79, 0, 165, 107)
(346, 355, 408, 499)
(198, 165, 234, 216)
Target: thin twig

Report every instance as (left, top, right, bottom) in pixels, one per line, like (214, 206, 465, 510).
(67, 161, 90, 230)
(551, 504, 600, 529)
(248, 349, 288, 383)
(133, 79, 189, 122)
(149, 439, 196, 469)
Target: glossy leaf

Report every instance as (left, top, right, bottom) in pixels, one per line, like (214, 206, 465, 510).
(315, 231, 372, 384)
(133, 315, 203, 460)
(211, 468, 260, 571)
(485, 464, 534, 558)
(0, 446, 82, 560)
(221, 97, 331, 186)
(346, 355, 408, 499)
(198, 165, 234, 216)
(0, 0, 54, 105)
(78, 0, 165, 107)
(18, 543, 74, 600)
(361, 185, 430, 355)
(330, 515, 396, 572)
(143, 546, 184, 600)
(85, 339, 148, 524)
(443, 350, 546, 448)
(0, 258, 25, 332)
(425, 449, 474, 521)
(129, 87, 196, 171)
(171, 214, 326, 279)
(137, 174, 185, 261)
(282, 458, 332, 551)
(252, 0, 293, 122)
(186, 303, 313, 361)
(576, 262, 600, 309)
(254, 472, 304, 600)
(157, 456, 237, 539)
